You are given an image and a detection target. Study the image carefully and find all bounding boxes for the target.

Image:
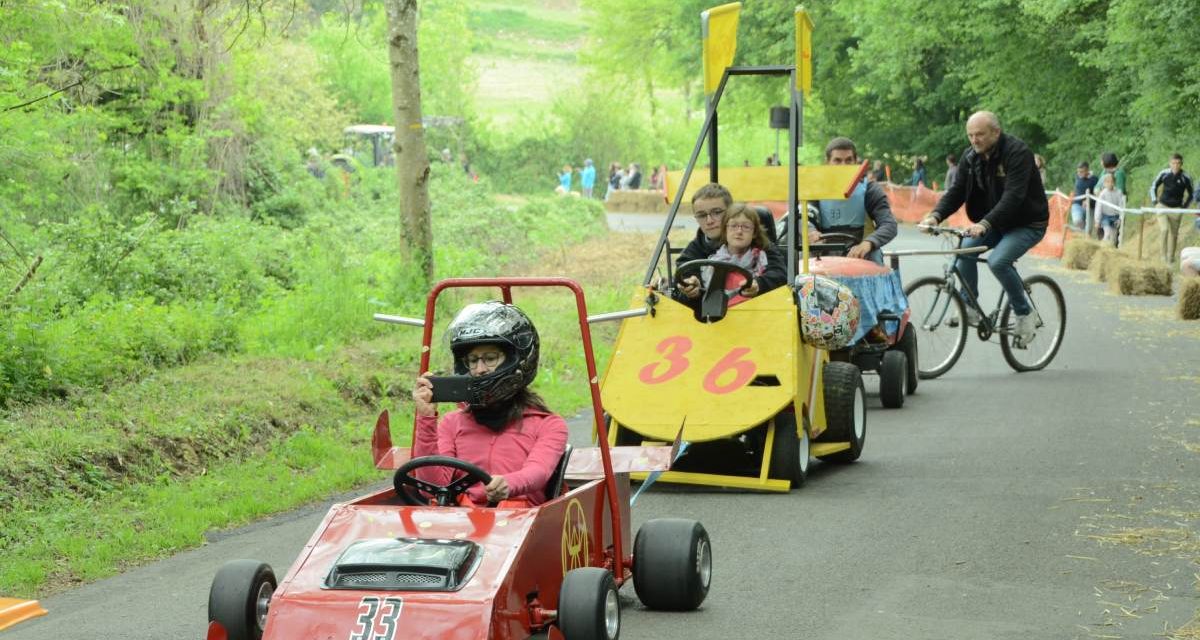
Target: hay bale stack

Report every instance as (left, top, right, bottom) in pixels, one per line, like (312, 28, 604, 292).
(1063, 238, 1103, 270)
(1179, 278, 1200, 320)
(604, 190, 669, 213)
(1088, 248, 1129, 282)
(1110, 262, 1173, 296)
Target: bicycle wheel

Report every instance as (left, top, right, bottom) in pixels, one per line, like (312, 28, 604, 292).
(903, 276, 968, 379)
(1000, 274, 1066, 372)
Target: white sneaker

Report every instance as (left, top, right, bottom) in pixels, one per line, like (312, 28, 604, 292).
(1014, 311, 1040, 347)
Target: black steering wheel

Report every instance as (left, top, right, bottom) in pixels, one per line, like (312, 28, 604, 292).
(809, 232, 861, 257)
(674, 259, 756, 295)
(393, 455, 493, 507)
(674, 259, 757, 321)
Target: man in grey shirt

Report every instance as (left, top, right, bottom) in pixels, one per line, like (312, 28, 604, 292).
(805, 136, 898, 265)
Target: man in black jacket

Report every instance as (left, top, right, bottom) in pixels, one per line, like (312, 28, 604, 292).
(921, 111, 1048, 346)
(1148, 153, 1195, 265)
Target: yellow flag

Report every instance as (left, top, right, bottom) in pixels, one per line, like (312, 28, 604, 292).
(701, 3, 742, 96)
(795, 7, 814, 95)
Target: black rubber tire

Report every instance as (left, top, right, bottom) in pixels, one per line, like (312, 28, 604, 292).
(896, 321, 919, 394)
(208, 560, 276, 640)
(879, 350, 907, 409)
(767, 412, 809, 488)
(999, 274, 1067, 372)
(559, 568, 620, 640)
(818, 361, 866, 463)
(904, 276, 968, 379)
(633, 519, 712, 611)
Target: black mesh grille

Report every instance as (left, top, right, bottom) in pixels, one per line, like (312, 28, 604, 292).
(336, 572, 442, 588)
(393, 573, 441, 585)
(340, 572, 387, 585)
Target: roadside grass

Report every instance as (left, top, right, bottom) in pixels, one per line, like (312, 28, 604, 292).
(0, 224, 655, 598)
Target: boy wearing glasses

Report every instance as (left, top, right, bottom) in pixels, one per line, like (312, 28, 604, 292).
(805, 137, 898, 265)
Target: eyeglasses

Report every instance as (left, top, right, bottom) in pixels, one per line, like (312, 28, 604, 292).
(464, 352, 504, 367)
(726, 222, 754, 232)
(694, 208, 726, 221)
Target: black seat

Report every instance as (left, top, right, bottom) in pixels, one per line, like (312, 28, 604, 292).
(753, 206, 779, 244)
(543, 443, 574, 500)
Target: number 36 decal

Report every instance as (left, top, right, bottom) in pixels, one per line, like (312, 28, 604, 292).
(349, 596, 403, 640)
(637, 335, 757, 394)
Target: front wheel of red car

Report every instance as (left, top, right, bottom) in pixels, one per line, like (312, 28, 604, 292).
(558, 567, 620, 640)
(209, 559, 276, 640)
(633, 518, 712, 611)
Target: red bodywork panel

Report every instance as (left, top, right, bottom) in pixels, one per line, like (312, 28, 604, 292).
(262, 480, 631, 640)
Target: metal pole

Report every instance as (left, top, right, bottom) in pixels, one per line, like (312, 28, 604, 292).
(373, 313, 425, 327)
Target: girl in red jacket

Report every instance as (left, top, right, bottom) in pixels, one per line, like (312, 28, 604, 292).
(411, 301, 568, 506)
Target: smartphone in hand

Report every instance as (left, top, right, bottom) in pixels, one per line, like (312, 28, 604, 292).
(428, 375, 473, 403)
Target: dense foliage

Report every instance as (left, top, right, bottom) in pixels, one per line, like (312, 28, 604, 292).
(582, 0, 1200, 191)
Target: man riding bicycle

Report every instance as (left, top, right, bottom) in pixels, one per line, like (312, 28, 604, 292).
(920, 111, 1048, 346)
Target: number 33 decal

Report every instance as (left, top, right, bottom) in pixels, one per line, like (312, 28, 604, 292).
(349, 596, 403, 640)
(638, 336, 757, 394)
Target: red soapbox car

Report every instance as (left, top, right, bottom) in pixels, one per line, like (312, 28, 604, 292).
(205, 278, 711, 640)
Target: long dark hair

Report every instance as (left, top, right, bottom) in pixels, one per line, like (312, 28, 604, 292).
(468, 388, 551, 431)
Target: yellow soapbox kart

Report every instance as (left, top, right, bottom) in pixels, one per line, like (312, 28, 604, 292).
(597, 4, 867, 492)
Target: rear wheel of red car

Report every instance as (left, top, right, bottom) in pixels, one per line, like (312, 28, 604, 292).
(558, 567, 620, 640)
(633, 518, 712, 611)
(209, 559, 276, 640)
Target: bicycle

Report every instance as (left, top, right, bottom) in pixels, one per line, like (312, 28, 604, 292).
(902, 225, 1066, 376)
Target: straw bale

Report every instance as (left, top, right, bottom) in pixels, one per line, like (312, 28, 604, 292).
(1179, 277, 1200, 320)
(1088, 248, 1128, 282)
(604, 190, 670, 213)
(1062, 238, 1103, 270)
(1109, 262, 1173, 296)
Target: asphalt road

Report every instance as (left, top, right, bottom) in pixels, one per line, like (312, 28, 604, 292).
(10, 226, 1200, 639)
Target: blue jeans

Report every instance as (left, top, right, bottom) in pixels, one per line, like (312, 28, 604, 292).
(1069, 202, 1085, 229)
(955, 225, 1046, 316)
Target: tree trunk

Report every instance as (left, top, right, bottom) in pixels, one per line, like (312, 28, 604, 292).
(385, 0, 433, 282)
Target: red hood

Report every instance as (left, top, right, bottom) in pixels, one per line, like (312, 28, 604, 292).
(263, 503, 538, 640)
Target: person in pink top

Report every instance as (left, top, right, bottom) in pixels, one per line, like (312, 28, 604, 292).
(411, 301, 568, 506)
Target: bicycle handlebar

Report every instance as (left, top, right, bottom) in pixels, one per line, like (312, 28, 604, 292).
(916, 224, 971, 238)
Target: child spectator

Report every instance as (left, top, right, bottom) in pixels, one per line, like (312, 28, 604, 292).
(558, 164, 573, 193)
(1094, 172, 1125, 245)
(1070, 162, 1099, 231)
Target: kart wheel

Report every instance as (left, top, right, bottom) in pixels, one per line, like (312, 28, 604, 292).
(897, 321, 919, 394)
(818, 361, 866, 463)
(209, 560, 276, 640)
(559, 567, 620, 640)
(767, 412, 809, 488)
(633, 518, 712, 611)
(879, 350, 907, 409)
